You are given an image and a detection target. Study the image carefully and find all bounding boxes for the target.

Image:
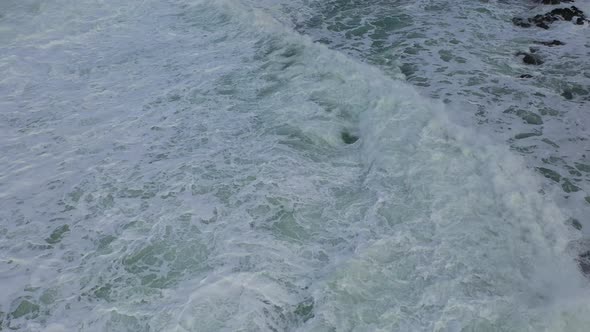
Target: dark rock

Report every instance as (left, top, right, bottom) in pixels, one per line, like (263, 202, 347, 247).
(535, 39, 565, 46)
(541, 138, 559, 148)
(523, 53, 543, 65)
(514, 6, 586, 29)
(517, 52, 544, 65)
(562, 90, 574, 100)
(529, 47, 539, 53)
(531, 13, 558, 29)
(568, 218, 583, 231)
(513, 17, 532, 28)
(514, 132, 541, 139)
(540, 0, 575, 4)
(550, 6, 584, 21)
(519, 74, 533, 78)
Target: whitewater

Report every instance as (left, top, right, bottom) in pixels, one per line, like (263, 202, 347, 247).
(1, 0, 590, 331)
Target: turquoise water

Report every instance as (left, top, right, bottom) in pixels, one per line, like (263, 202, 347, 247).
(1, 0, 589, 331)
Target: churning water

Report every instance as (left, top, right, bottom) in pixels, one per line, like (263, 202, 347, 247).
(1, 0, 590, 331)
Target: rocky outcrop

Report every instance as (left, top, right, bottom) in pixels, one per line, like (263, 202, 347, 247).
(513, 6, 587, 29)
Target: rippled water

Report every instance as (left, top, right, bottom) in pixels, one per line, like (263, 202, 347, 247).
(1, 0, 589, 331)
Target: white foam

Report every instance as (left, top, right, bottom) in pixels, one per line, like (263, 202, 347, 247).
(0, 0, 589, 331)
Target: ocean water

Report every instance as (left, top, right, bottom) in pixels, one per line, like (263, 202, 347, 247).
(1, 0, 589, 331)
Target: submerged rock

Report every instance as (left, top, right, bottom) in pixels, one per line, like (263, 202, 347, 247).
(541, 138, 560, 148)
(504, 107, 544, 125)
(514, 132, 541, 139)
(45, 224, 70, 244)
(534, 39, 565, 47)
(562, 90, 574, 100)
(10, 300, 39, 319)
(517, 52, 543, 65)
(517, 109, 543, 124)
(523, 53, 542, 65)
(294, 298, 314, 322)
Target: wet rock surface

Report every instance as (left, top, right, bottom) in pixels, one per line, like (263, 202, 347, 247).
(513, 6, 587, 29)
(519, 52, 544, 65)
(539, 0, 574, 4)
